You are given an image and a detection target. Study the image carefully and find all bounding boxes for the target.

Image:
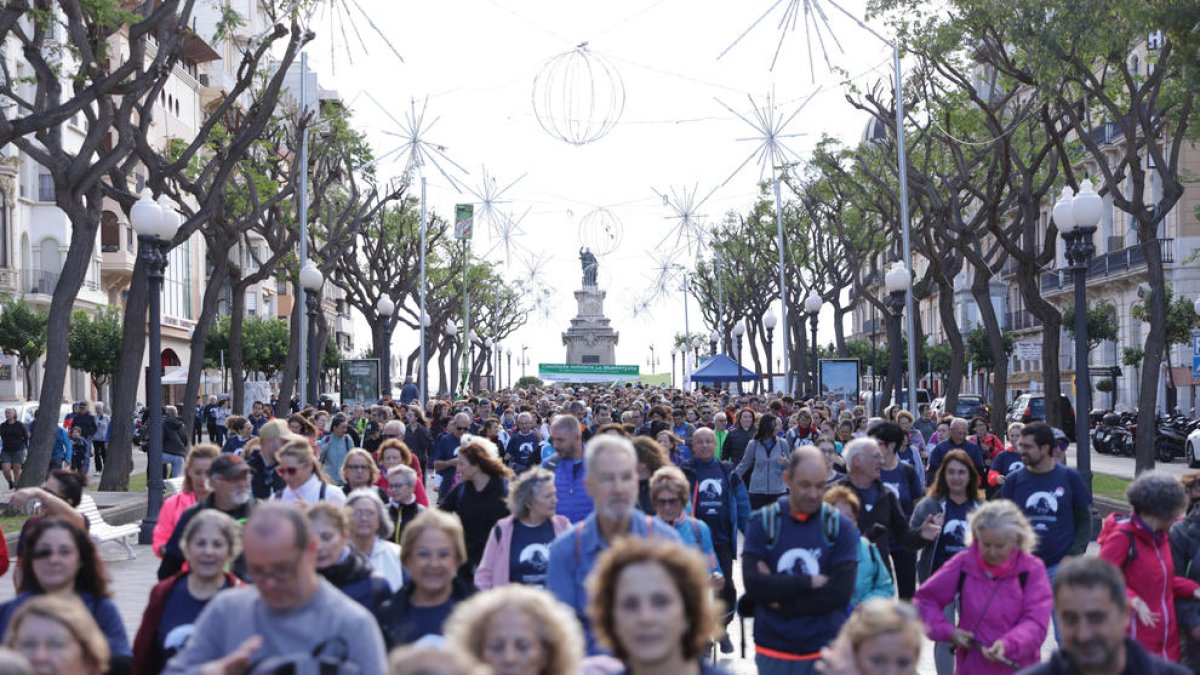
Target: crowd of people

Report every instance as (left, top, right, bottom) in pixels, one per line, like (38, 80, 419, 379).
(0, 384, 1198, 675)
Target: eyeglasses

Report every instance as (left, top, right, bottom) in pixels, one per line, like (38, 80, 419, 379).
(276, 465, 305, 477)
(350, 509, 377, 520)
(345, 464, 372, 471)
(248, 556, 303, 582)
(655, 497, 682, 508)
(455, 426, 469, 431)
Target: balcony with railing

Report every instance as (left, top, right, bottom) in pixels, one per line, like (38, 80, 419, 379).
(100, 214, 137, 281)
(20, 268, 100, 299)
(1040, 238, 1174, 293)
(1005, 309, 1043, 331)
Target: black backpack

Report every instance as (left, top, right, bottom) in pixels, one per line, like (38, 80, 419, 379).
(248, 638, 361, 675)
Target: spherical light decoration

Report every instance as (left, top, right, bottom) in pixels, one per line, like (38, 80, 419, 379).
(804, 291, 823, 315)
(299, 261, 324, 291)
(764, 311, 778, 330)
(376, 297, 395, 317)
(531, 44, 626, 146)
(577, 207, 624, 256)
(130, 191, 163, 238)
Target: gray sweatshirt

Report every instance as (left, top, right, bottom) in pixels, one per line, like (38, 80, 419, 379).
(734, 438, 789, 495)
(164, 579, 386, 675)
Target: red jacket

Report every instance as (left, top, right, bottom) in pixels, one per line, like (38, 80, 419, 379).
(1098, 512, 1199, 660)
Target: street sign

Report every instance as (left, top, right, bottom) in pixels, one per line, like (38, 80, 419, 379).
(1192, 332, 1200, 356)
(454, 203, 474, 240)
(538, 363, 639, 383)
(1193, 355, 1200, 379)
(1015, 341, 1042, 361)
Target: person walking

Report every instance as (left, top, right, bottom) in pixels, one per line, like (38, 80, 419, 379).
(735, 414, 789, 511)
(474, 467, 570, 590)
(0, 407, 28, 489)
(92, 403, 110, 475)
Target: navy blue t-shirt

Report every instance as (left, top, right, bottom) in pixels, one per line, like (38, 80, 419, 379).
(508, 520, 556, 587)
(879, 463, 921, 517)
(1001, 464, 1090, 566)
(932, 499, 976, 572)
(928, 439, 987, 481)
(158, 578, 226, 663)
(432, 433, 461, 495)
(992, 451, 1025, 479)
(690, 461, 733, 548)
(505, 432, 541, 473)
(405, 600, 455, 643)
(743, 502, 859, 655)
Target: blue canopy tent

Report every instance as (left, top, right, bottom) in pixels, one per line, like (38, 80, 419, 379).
(688, 354, 759, 383)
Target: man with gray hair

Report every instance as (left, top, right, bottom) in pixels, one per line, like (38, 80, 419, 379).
(165, 503, 387, 675)
(541, 414, 592, 522)
(547, 434, 679, 654)
(927, 416, 986, 485)
(432, 412, 472, 505)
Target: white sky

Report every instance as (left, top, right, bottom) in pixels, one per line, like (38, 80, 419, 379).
(303, 0, 897, 382)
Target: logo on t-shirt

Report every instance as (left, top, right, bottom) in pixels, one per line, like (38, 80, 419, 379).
(699, 479, 724, 501)
(883, 482, 900, 499)
(163, 624, 195, 658)
(777, 548, 822, 576)
(943, 519, 968, 546)
(519, 543, 550, 571)
(1026, 491, 1059, 519)
(1007, 461, 1024, 474)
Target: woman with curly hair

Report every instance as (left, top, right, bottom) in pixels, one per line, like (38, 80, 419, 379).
(817, 598, 924, 675)
(587, 538, 731, 675)
(440, 439, 513, 576)
(474, 468, 570, 590)
(445, 585, 584, 675)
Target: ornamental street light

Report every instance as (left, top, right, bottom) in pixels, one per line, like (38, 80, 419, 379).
(884, 263, 911, 411)
(1055, 178, 1103, 496)
(299, 261, 324, 406)
(733, 320, 746, 395)
(506, 348, 513, 389)
(764, 310, 778, 394)
(805, 291, 823, 400)
(444, 323, 460, 398)
(710, 330, 720, 357)
(376, 296, 395, 398)
(418, 311, 430, 405)
(520, 345, 529, 381)
(130, 192, 181, 545)
(671, 347, 679, 389)
(647, 345, 660, 375)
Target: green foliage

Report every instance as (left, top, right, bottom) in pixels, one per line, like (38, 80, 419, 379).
(1062, 301, 1119, 352)
(924, 342, 953, 379)
(844, 338, 895, 375)
(1096, 379, 1115, 393)
(204, 316, 231, 371)
(67, 306, 122, 389)
(1122, 347, 1145, 367)
(966, 324, 1015, 372)
(515, 376, 542, 390)
(1132, 285, 1199, 347)
(242, 317, 290, 381)
(322, 340, 341, 373)
(0, 298, 47, 395)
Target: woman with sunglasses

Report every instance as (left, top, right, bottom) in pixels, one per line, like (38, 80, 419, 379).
(133, 511, 240, 675)
(273, 439, 345, 507)
(0, 518, 131, 672)
(340, 449, 388, 502)
(648, 467, 723, 590)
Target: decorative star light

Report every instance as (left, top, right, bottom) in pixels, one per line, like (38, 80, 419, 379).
(372, 95, 468, 190)
(719, 0, 890, 80)
(464, 166, 527, 240)
(481, 207, 532, 267)
(654, 184, 712, 258)
(317, 0, 405, 68)
(715, 89, 813, 188)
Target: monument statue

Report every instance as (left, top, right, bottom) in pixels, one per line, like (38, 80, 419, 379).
(579, 247, 598, 288)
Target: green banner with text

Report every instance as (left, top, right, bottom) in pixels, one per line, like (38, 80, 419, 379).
(538, 363, 640, 383)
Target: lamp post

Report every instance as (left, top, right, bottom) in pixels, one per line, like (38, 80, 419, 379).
(130, 192, 181, 545)
(484, 337, 494, 390)
(733, 320, 746, 395)
(300, 261, 323, 406)
(709, 330, 719, 357)
(671, 348, 678, 389)
(647, 345, 660, 376)
(418, 311, 430, 404)
(444, 323, 459, 398)
(805, 291, 823, 400)
(764, 310, 777, 394)
(1055, 178, 1103, 496)
(376, 296, 395, 399)
(520, 345, 528, 381)
(506, 348, 512, 389)
(884, 263, 911, 410)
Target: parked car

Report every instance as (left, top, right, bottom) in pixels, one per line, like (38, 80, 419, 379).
(929, 395, 986, 421)
(20, 402, 73, 431)
(1007, 393, 1076, 441)
(1186, 425, 1200, 468)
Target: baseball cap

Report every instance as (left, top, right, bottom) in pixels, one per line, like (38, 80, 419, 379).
(209, 454, 252, 479)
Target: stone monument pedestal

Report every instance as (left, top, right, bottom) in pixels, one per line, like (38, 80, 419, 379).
(563, 287, 618, 364)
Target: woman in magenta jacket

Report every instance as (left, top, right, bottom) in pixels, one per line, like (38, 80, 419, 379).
(475, 467, 571, 590)
(1101, 471, 1200, 661)
(914, 499, 1052, 675)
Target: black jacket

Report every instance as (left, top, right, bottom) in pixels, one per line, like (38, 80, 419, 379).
(439, 477, 509, 571)
(387, 501, 425, 544)
(162, 416, 187, 457)
(319, 547, 390, 618)
(72, 413, 98, 439)
(832, 475, 924, 558)
(377, 577, 474, 649)
(724, 426, 754, 467)
(0, 420, 28, 453)
(245, 449, 285, 500)
(404, 425, 433, 470)
(1016, 638, 1189, 675)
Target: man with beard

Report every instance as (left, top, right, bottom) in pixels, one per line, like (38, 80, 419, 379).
(546, 435, 678, 654)
(1018, 555, 1187, 675)
(158, 454, 255, 580)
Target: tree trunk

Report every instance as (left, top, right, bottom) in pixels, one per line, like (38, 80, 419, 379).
(972, 273, 1009, 433)
(938, 280, 966, 414)
(314, 309, 331, 396)
(275, 296, 302, 418)
(182, 254, 230, 438)
(1135, 238, 1168, 474)
(101, 260, 149, 491)
(832, 301, 848, 356)
(24, 209, 100, 487)
(229, 275, 249, 415)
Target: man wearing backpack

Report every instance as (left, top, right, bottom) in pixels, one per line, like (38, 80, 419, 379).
(546, 435, 679, 655)
(681, 427, 751, 654)
(165, 504, 387, 675)
(1002, 421, 1091, 644)
(742, 445, 859, 674)
(541, 414, 593, 523)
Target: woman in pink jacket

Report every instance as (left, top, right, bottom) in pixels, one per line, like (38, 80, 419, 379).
(474, 467, 571, 590)
(152, 444, 219, 556)
(914, 499, 1053, 675)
